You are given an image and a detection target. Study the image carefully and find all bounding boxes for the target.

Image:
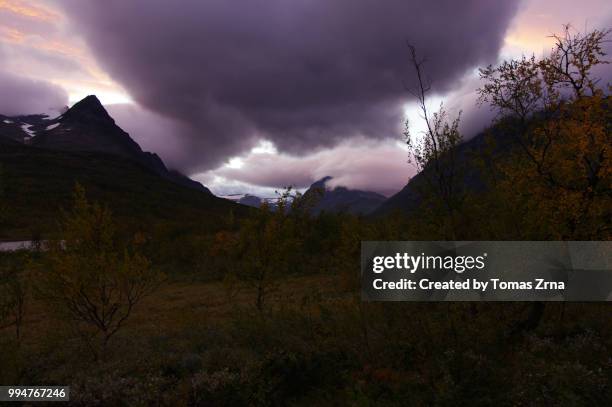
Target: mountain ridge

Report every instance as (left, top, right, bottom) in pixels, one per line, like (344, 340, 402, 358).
(302, 176, 386, 215)
(1, 95, 211, 194)
(371, 120, 517, 217)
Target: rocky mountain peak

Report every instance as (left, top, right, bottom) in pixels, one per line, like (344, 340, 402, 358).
(60, 95, 114, 125)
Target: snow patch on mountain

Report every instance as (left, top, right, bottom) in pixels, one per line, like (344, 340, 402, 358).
(21, 123, 36, 137)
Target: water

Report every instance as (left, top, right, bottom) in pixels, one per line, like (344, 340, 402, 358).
(0, 241, 36, 252)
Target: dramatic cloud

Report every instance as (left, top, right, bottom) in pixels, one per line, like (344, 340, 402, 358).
(106, 103, 189, 168)
(203, 138, 413, 197)
(445, 74, 498, 138)
(0, 69, 67, 115)
(58, 0, 520, 172)
(0, 23, 66, 116)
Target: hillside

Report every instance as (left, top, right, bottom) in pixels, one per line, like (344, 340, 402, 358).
(302, 176, 387, 215)
(1, 95, 210, 193)
(0, 141, 248, 239)
(372, 120, 516, 217)
(0, 99, 251, 239)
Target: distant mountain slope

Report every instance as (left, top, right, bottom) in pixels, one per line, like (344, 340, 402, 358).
(237, 194, 264, 208)
(0, 141, 248, 239)
(1, 95, 210, 193)
(0, 115, 40, 143)
(303, 176, 386, 215)
(371, 121, 516, 217)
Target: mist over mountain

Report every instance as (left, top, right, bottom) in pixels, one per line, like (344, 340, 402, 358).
(302, 176, 387, 215)
(237, 194, 264, 208)
(222, 177, 386, 214)
(371, 120, 520, 217)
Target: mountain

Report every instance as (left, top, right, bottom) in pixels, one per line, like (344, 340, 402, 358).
(0, 97, 252, 239)
(237, 194, 264, 208)
(232, 194, 279, 211)
(0, 138, 248, 239)
(371, 121, 516, 217)
(302, 176, 386, 215)
(1, 95, 210, 193)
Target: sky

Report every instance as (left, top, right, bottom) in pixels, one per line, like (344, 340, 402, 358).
(0, 0, 610, 197)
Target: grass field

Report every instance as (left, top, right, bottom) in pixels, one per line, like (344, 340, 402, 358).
(2, 260, 611, 405)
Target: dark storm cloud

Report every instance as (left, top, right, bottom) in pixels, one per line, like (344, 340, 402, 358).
(0, 45, 68, 115)
(58, 0, 519, 172)
(106, 103, 188, 168)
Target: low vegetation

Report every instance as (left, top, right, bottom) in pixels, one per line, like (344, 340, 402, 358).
(0, 26, 610, 405)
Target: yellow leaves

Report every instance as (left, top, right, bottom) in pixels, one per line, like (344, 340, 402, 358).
(35, 184, 162, 354)
(132, 231, 147, 246)
(492, 95, 610, 239)
(475, 26, 611, 239)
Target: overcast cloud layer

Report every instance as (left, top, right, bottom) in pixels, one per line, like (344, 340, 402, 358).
(212, 139, 413, 197)
(0, 70, 67, 116)
(57, 0, 520, 173)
